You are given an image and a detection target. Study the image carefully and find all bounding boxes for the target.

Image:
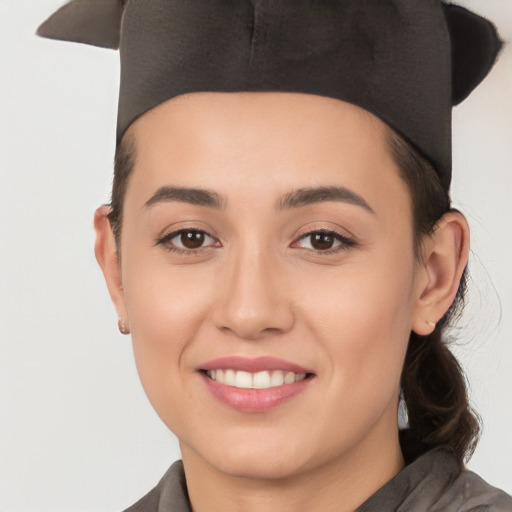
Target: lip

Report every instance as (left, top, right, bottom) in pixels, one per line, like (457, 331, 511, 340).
(200, 372, 313, 413)
(198, 356, 315, 413)
(199, 356, 313, 374)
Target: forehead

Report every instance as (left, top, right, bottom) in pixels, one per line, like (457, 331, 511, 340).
(132, 91, 386, 151)
(126, 92, 410, 215)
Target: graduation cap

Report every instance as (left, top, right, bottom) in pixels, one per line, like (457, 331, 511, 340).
(38, 0, 502, 190)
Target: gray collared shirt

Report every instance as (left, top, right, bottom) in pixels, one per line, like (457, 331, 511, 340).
(123, 448, 512, 512)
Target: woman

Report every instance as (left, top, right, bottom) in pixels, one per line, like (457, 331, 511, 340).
(36, 1, 511, 510)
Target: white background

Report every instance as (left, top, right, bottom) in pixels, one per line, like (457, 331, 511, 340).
(0, 1, 511, 511)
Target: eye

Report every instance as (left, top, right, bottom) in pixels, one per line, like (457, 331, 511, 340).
(157, 228, 220, 253)
(293, 230, 355, 253)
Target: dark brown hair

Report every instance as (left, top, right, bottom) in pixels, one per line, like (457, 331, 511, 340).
(388, 131, 480, 463)
(107, 133, 135, 242)
(107, 125, 480, 464)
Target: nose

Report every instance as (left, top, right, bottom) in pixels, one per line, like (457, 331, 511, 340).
(212, 245, 295, 340)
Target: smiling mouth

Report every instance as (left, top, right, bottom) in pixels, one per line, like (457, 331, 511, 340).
(202, 369, 314, 389)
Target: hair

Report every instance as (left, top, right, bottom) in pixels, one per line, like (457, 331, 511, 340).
(107, 125, 480, 464)
(107, 133, 135, 242)
(387, 131, 480, 464)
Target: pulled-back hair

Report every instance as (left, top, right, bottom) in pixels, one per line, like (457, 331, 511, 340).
(107, 133, 134, 242)
(388, 131, 480, 463)
(107, 126, 480, 463)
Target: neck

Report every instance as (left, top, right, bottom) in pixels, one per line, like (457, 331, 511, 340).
(181, 422, 405, 512)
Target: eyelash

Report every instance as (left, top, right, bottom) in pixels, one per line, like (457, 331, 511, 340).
(155, 227, 220, 256)
(293, 229, 356, 254)
(155, 228, 356, 256)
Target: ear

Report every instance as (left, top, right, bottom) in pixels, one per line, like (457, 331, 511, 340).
(411, 212, 469, 336)
(94, 205, 128, 329)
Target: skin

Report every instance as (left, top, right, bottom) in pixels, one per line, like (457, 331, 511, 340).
(95, 92, 469, 512)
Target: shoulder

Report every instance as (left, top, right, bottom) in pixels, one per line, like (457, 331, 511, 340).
(357, 447, 511, 512)
(121, 486, 160, 512)
(399, 433, 512, 511)
(437, 468, 512, 512)
(121, 460, 191, 512)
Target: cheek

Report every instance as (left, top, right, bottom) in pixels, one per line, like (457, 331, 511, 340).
(298, 253, 415, 401)
(121, 258, 216, 414)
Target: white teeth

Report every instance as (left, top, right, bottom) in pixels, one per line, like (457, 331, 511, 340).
(224, 369, 236, 386)
(206, 369, 308, 389)
(270, 370, 285, 387)
(253, 371, 271, 389)
(284, 372, 295, 385)
(235, 371, 253, 389)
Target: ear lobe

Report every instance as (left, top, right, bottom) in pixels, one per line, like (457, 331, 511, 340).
(412, 212, 469, 336)
(94, 205, 127, 322)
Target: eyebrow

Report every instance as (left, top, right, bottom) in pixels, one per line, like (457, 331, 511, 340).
(276, 186, 375, 214)
(143, 186, 226, 210)
(143, 185, 374, 215)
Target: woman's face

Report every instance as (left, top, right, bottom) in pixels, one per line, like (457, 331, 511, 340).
(116, 92, 426, 479)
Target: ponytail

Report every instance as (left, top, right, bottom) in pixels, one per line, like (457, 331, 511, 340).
(401, 326, 481, 462)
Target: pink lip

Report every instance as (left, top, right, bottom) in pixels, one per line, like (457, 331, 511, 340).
(200, 373, 313, 413)
(198, 356, 315, 413)
(199, 356, 313, 374)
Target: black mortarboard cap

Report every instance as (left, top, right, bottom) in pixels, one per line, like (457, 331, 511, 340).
(38, 0, 502, 190)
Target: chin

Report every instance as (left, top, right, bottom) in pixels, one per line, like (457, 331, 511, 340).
(182, 432, 317, 481)
(211, 451, 310, 481)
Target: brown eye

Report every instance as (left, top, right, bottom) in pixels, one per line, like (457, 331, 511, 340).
(293, 230, 354, 253)
(310, 232, 335, 250)
(158, 229, 218, 253)
(180, 230, 206, 249)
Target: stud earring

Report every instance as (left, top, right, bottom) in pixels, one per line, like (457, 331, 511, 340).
(427, 320, 436, 328)
(118, 317, 130, 335)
